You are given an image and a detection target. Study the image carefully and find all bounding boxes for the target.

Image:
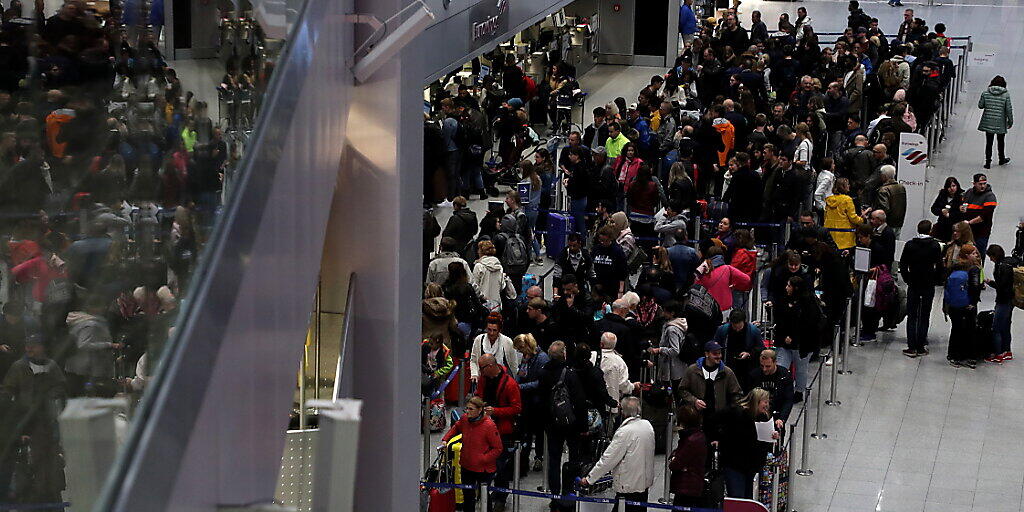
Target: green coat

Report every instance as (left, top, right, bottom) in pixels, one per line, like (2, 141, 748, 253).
(978, 86, 1014, 134)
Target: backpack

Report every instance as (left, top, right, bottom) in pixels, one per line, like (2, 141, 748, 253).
(874, 265, 897, 311)
(945, 269, 971, 308)
(878, 60, 900, 90)
(501, 233, 529, 274)
(456, 118, 485, 156)
(1012, 266, 1024, 310)
(550, 368, 576, 428)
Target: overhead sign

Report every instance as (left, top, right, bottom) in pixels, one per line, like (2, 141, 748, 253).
(898, 131, 928, 241)
(469, 0, 510, 51)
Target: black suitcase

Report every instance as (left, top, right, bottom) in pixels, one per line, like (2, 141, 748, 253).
(976, 310, 995, 359)
(641, 391, 673, 455)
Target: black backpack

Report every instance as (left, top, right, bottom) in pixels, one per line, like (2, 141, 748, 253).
(551, 368, 577, 428)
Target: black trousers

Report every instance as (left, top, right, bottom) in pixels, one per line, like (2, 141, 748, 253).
(613, 490, 649, 512)
(460, 469, 494, 512)
(985, 132, 1007, 163)
(947, 306, 977, 362)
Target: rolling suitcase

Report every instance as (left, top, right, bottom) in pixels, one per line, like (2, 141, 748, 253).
(976, 310, 995, 360)
(546, 211, 572, 259)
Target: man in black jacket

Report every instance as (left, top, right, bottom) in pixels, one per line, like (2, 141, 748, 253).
(899, 220, 942, 357)
(539, 341, 588, 511)
(723, 152, 762, 224)
(441, 196, 478, 253)
(594, 299, 645, 380)
(553, 235, 594, 295)
(748, 349, 794, 430)
(985, 245, 1019, 362)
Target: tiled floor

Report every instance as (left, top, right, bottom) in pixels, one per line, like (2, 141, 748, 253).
(427, 0, 1024, 509)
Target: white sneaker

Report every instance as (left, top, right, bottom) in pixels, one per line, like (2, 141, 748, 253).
(436, 200, 453, 208)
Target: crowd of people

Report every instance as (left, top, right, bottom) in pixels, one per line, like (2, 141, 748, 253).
(0, 0, 255, 506)
(423, 2, 1019, 511)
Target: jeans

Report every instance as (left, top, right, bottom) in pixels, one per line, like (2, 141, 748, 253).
(526, 209, 541, 258)
(975, 236, 990, 261)
(570, 197, 588, 235)
(994, 302, 1014, 355)
(723, 467, 755, 499)
(906, 285, 935, 352)
(445, 150, 461, 201)
(947, 306, 977, 362)
(776, 347, 809, 391)
(985, 132, 1007, 164)
(613, 490, 649, 512)
(460, 154, 484, 196)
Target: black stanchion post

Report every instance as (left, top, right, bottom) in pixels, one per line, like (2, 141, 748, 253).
(852, 275, 864, 347)
(826, 324, 841, 407)
(796, 404, 813, 476)
(840, 298, 853, 375)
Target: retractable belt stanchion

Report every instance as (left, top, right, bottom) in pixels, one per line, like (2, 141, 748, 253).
(513, 442, 522, 512)
(796, 404, 813, 476)
(459, 353, 468, 408)
(840, 298, 853, 374)
(751, 263, 761, 323)
(826, 325, 841, 407)
(852, 275, 865, 347)
(811, 365, 826, 440)
(539, 431, 549, 492)
(660, 411, 675, 504)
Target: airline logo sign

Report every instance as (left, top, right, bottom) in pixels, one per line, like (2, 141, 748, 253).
(898, 131, 929, 239)
(469, 0, 510, 50)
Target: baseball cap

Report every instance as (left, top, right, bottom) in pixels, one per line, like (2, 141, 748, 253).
(704, 341, 723, 352)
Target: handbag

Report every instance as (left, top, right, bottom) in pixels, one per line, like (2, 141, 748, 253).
(863, 276, 878, 308)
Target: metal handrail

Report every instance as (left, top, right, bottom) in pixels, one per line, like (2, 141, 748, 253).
(333, 272, 357, 400)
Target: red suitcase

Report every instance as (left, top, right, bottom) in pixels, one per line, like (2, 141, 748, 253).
(428, 487, 456, 512)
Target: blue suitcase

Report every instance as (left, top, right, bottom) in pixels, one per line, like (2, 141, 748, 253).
(546, 212, 572, 258)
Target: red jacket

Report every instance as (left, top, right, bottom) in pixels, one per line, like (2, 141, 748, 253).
(474, 370, 522, 436)
(731, 248, 757, 277)
(696, 260, 752, 310)
(12, 255, 67, 302)
(442, 415, 503, 473)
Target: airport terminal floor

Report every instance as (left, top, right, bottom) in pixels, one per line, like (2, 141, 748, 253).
(425, 0, 1024, 511)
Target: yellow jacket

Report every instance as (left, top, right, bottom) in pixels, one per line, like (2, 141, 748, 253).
(824, 194, 863, 249)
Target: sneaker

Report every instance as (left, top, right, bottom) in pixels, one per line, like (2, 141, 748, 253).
(436, 199, 453, 208)
(948, 358, 962, 368)
(903, 349, 919, 358)
(920, 347, 930, 356)
(532, 457, 544, 472)
(984, 162, 992, 169)
(1002, 351, 1014, 361)
(859, 334, 876, 342)
(999, 157, 1012, 166)
(965, 360, 978, 369)
(985, 355, 1003, 363)
(894, 1, 903, 5)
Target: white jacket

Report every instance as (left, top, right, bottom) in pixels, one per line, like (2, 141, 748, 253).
(586, 416, 656, 493)
(590, 349, 633, 407)
(814, 169, 835, 211)
(470, 333, 520, 379)
(472, 256, 516, 308)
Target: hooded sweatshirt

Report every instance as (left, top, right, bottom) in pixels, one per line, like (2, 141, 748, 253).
(695, 255, 752, 310)
(658, 317, 690, 380)
(963, 184, 997, 238)
(472, 255, 516, 307)
(65, 312, 115, 377)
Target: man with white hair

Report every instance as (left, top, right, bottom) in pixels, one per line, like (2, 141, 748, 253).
(868, 164, 906, 238)
(594, 298, 645, 379)
(580, 396, 656, 511)
(590, 332, 639, 411)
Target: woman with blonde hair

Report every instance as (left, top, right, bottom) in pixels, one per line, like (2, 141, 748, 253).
(944, 221, 976, 270)
(945, 243, 983, 368)
(513, 333, 550, 470)
(520, 160, 543, 261)
(717, 388, 776, 499)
